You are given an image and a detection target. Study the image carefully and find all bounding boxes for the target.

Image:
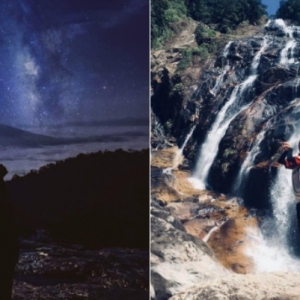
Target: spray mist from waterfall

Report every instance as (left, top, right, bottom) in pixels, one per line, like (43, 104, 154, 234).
(245, 133, 300, 272)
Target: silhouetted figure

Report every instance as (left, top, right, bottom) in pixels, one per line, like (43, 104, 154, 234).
(0, 165, 19, 299)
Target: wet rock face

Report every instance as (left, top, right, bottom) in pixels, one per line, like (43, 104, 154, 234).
(152, 19, 300, 208)
(190, 21, 300, 201)
(170, 272, 300, 300)
(264, 19, 289, 37)
(150, 199, 227, 300)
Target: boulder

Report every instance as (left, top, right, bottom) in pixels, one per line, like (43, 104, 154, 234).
(170, 272, 300, 300)
(151, 199, 228, 300)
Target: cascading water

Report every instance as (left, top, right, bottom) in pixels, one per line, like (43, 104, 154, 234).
(191, 37, 269, 189)
(234, 129, 266, 194)
(173, 125, 196, 168)
(280, 40, 296, 64)
(186, 18, 300, 272)
(293, 77, 300, 97)
(272, 18, 294, 37)
(163, 125, 195, 174)
(245, 132, 300, 272)
(211, 41, 232, 96)
(235, 21, 300, 270)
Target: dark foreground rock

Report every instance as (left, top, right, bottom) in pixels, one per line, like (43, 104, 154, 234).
(13, 238, 149, 300)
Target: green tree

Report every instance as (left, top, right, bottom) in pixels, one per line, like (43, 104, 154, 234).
(151, 0, 267, 48)
(151, 0, 187, 48)
(185, 0, 266, 30)
(276, 0, 300, 24)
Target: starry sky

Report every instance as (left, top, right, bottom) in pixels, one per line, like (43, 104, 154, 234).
(262, 0, 280, 16)
(0, 0, 149, 126)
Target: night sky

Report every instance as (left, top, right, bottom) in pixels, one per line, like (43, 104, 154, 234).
(0, 0, 149, 126)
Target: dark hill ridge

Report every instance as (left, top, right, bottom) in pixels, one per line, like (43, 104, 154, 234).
(0, 123, 144, 147)
(0, 124, 56, 147)
(56, 117, 149, 127)
(6, 149, 149, 249)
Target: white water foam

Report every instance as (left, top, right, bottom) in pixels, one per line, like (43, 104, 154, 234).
(245, 226, 300, 273)
(187, 177, 206, 190)
(274, 19, 294, 37)
(280, 40, 297, 64)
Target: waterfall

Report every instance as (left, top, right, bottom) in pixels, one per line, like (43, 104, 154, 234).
(245, 133, 300, 272)
(191, 37, 269, 189)
(274, 19, 295, 38)
(173, 125, 196, 168)
(191, 85, 246, 189)
(163, 125, 195, 174)
(280, 40, 296, 64)
(239, 102, 300, 272)
(211, 41, 232, 96)
(294, 77, 300, 97)
(234, 130, 266, 194)
(271, 133, 300, 242)
(178, 19, 300, 271)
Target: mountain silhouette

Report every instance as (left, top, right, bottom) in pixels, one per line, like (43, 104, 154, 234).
(0, 124, 136, 148)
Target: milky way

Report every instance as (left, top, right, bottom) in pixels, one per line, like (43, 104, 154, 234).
(0, 0, 149, 126)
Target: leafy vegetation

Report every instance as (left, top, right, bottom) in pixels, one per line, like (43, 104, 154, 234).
(151, 0, 187, 48)
(151, 0, 267, 49)
(194, 23, 217, 44)
(276, 0, 300, 23)
(177, 49, 192, 70)
(186, 0, 266, 32)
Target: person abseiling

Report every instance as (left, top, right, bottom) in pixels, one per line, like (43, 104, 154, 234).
(278, 141, 300, 169)
(278, 141, 300, 232)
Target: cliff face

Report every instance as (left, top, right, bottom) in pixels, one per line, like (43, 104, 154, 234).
(152, 19, 300, 201)
(151, 19, 300, 299)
